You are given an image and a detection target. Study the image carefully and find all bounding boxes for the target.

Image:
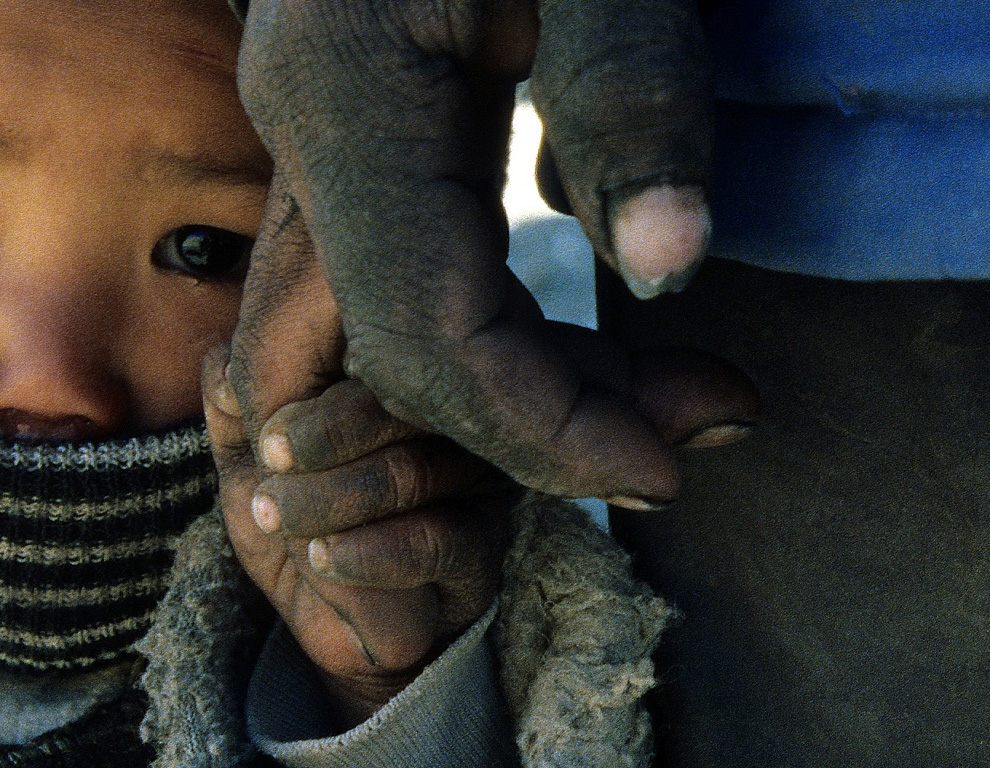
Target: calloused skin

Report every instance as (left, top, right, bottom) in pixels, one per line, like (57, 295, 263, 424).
(214, 167, 754, 725)
(204, 174, 519, 726)
(229, 0, 758, 509)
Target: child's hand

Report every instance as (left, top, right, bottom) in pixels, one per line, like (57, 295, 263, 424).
(202, 346, 513, 728)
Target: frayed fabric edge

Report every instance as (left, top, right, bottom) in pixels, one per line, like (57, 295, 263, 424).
(494, 493, 673, 768)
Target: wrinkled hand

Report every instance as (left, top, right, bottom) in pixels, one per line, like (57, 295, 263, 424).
(203, 346, 513, 728)
(233, 0, 745, 509)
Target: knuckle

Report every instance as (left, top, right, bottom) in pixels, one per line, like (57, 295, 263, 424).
(383, 444, 433, 511)
(335, 460, 391, 528)
(313, 415, 354, 467)
(266, 476, 328, 536)
(408, 515, 455, 581)
(336, 537, 379, 582)
(311, 388, 399, 466)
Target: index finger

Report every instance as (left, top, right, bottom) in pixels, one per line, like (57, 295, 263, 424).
(234, 1, 740, 508)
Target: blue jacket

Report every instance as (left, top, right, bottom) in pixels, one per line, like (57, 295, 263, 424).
(702, 1, 989, 279)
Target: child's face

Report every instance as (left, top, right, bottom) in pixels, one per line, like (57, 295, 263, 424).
(0, 0, 271, 441)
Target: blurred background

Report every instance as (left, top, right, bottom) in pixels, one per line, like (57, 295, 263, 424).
(503, 87, 608, 527)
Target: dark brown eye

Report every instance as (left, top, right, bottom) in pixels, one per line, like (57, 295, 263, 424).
(153, 225, 252, 280)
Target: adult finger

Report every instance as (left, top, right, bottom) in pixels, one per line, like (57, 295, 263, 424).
(531, 0, 714, 299)
(631, 349, 760, 450)
(534, 321, 760, 448)
(235, 1, 741, 509)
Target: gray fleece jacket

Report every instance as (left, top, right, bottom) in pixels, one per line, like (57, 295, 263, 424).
(138, 493, 671, 768)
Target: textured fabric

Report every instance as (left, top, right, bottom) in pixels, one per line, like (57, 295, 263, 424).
(494, 495, 672, 768)
(249, 608, 520, 768)
(0, 686, 153, 768)
(703, 1, 990, 108)
(0, 421, 216, 672)
(0, 660, 134, 745)
(137, 505, 269, 768)
(0, 488, 669, 768)
(140, 493, 666, 768)
(700, 1, 990, 279)
(606, 258, 989, 767)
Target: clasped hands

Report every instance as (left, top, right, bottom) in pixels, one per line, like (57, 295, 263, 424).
(232, 0, 760, 511)
(212, 0, 763, 727)
(205, 343, 515, 728)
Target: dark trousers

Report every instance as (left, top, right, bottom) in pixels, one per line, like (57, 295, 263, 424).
(604, 259, 988, 767)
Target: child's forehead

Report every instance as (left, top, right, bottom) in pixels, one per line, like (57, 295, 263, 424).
(0, 1, 242, 99)
(0, 0, 258, 170)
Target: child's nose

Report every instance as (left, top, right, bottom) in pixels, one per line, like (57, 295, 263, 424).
(0, 275, 130, 442)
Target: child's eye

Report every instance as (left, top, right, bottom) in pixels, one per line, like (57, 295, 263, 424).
(153, 225, 253, 280)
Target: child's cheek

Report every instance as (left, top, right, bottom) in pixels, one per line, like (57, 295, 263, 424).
(126, 280, 244, 429)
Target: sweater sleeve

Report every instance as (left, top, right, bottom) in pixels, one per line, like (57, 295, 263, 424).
(246, 603, 521, 768)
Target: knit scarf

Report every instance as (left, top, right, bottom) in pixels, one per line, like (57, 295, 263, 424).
(0, 421, 217, 673)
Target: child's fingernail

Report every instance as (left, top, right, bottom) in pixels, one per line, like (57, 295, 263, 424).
(251, 494, 281, 534)
(262, 434, 293, 472)
(308, 538, 332, 575)
(602, 495, 673, 512)
(213, 374, 241, 417)
(612, 185, 710, 300)
(680, 421, 754, 449)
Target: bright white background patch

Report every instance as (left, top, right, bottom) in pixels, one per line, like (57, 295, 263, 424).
(503, 90, 607, 527)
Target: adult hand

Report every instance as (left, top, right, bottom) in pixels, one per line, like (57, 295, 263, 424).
(203, 345, 513, 728)
(233, 0, 739, 510)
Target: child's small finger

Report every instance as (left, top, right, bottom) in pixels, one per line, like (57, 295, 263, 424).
(259, 378, 422, 473)
(255, 436, 497, 538)
(305, 510, 448, 588)
(303, 504, 501, 638)
(203, 343, 265, 531)
(306, 507, 482, 585)
(202, 344, 251, 463)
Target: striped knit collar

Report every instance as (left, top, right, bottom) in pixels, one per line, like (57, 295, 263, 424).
(0, 420, 217, 673)
(0, 422, 210, 472)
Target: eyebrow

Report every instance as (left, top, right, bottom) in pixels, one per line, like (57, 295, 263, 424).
(138, 147, 273, 188)
(0, 124, 29, 157)
(0, 123, 271, 187)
